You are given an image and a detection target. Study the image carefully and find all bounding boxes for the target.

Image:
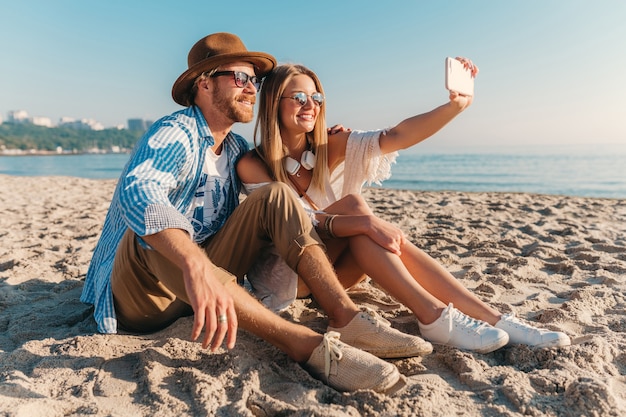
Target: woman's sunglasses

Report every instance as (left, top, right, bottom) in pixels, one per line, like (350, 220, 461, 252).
(281, 92, 324, 107)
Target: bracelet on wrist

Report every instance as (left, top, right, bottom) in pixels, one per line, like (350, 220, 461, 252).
(325, 214, 338, 239)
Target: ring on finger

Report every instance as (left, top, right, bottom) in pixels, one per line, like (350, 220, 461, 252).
(218, 314, 228, 323)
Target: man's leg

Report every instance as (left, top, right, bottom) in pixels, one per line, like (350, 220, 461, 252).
(110, 229, 404, 393)
(225, 280, 406, 394)
(111, 229, 194, 333)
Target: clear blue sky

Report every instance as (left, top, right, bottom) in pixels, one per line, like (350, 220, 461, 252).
(1, 1, 624, 151)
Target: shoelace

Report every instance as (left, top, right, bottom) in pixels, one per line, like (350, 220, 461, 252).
(446, 305, 490, 334)
(361, 307, 391, 327)
(322, 331, 343, 378)
(502, 313, 541, 334)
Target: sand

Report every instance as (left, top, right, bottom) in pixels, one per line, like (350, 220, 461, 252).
(0, 174, 625, 417)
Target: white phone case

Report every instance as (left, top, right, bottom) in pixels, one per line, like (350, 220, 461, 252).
(445, 57, 474, 96)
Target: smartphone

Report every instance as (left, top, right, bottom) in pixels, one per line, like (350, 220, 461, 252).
(445, 57, 474, 96)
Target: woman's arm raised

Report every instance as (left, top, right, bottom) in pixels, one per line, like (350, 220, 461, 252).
(379, 57, 478, 155)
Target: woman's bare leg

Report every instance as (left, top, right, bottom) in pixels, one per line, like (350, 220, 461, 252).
(321, 193, 502, 325)
(399, 243, 502, 325)
(346, 234, 447, 324)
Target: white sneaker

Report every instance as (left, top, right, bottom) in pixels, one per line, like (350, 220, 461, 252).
(495, 313, 571, 348)
(418, 303, 509, 353)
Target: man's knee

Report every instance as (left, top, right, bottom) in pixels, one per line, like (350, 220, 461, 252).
(249, 183, 325, 271)
(251, 182, 295, 204)
(248, 182, 305, 221)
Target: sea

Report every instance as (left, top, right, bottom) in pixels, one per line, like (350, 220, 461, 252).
(1, 143, 625, 199)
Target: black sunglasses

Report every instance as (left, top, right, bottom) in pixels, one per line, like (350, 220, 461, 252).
(281, 92, 324, 107)
(211, 71, 262, 90)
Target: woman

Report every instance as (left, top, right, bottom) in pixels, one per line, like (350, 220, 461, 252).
(237, 62, 571, 353)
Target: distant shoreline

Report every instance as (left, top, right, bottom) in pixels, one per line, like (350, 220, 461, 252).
(2, 149, 625, 199)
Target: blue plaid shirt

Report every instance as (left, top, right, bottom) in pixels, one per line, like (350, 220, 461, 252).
(80, 106, 248, 333)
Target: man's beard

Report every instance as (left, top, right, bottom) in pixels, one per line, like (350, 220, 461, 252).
(212, 83, 255, 124)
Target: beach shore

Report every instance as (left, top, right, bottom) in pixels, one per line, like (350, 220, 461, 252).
(1, 175, 625, 416)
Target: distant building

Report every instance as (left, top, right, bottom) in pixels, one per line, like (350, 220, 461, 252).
(59, 117, 104, 131)
(7, 110, 29, 123)
(128, 118, 153, 131)
(32, 116, 53, 127)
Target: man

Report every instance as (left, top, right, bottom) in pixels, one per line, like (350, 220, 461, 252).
(81, 32, 430, 393)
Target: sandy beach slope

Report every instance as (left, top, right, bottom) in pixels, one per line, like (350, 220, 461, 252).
(1, 175, 625, 416)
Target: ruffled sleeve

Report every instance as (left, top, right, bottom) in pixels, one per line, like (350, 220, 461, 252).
(334, 128, 398, 197)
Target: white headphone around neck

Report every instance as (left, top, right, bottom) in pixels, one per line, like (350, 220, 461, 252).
(284, 150, 316, 176)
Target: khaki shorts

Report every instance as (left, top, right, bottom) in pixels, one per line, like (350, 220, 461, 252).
(111, 182, 322, 333)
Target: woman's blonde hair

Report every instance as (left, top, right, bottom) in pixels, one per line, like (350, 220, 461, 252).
(253, 64, 329, 193)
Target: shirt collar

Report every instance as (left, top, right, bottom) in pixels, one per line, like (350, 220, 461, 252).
(191, 105, 215, 147)
(190, 105, 243, 158)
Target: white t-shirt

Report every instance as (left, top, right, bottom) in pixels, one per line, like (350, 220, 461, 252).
(201, 148, 229, 226)
(187, 148, 230, 241)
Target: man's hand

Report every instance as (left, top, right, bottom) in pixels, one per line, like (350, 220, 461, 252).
(143, 229, 238, 351)
(182, 257, 238, 351)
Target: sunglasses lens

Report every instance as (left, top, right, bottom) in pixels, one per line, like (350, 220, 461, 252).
(312, 93, 324, 106)
(231, 72, 261, 90)
(293, 92, 308, 106)
(233, 72, 247, 88)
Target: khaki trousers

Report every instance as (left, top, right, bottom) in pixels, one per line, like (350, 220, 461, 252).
(111, 182, 322, 333)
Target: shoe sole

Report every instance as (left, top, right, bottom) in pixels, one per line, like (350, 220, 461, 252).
(367, 343, 433, 359)
(381, 374, 408, 396)
(427, 332, 509, 353)
(474, 333, 509, 353)
(526, 336, 572, 348)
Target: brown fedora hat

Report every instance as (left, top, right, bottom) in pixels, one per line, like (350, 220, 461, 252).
(171, 32, 276, 106)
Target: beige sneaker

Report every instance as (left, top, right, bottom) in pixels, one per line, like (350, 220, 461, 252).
(303, 331, 406, 393)
(329, 307, 433, 358)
